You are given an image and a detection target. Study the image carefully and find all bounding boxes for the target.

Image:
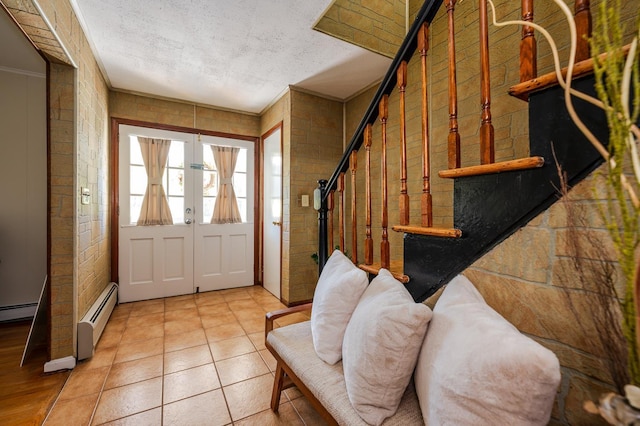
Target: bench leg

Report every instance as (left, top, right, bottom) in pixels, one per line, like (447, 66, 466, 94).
(271, 362, 286, 412)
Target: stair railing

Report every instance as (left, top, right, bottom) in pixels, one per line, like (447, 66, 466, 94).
(317, 0, 444, 272)
(316, 0, 593, 277)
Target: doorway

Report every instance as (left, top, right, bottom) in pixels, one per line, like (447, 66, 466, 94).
(262, 124, 282, 299)
(118, 124, 255, 303)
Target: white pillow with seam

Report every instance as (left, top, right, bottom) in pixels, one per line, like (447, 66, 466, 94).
(311, 249, 369, 365)
(342, 268, 432, 425)
(415, 274, 561, 425)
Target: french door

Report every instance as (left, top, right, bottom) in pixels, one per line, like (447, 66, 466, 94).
(118, 125, 254, 303)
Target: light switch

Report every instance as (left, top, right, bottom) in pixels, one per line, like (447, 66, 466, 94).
(301, 194, 309, 207)
(81, 187, 90, 205)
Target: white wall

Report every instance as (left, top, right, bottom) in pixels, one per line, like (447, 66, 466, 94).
(0, 67, 46, 316)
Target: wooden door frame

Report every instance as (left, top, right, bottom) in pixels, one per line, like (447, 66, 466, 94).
(259, 122, 283, 296)
(109, 117, 261, 285)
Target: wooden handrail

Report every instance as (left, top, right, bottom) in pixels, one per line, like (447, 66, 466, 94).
(509, 44, 632, 99)
(398, 61, 409, 226)
(265, 303, 313, 336)
(380, 95, 390, 270)
(358, 262, 409, 284)
(392, 226, 462, 238)
(446, 0, 461, 169)
(418, 23, 433, 227)
(439, 156, 545, 179)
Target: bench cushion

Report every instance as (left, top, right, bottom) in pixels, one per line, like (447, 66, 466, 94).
(267, 320, 423, 425)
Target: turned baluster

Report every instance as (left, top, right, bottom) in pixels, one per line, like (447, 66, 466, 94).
(380, 95, 390, 269)
(364, 124, 373, 265)
(575, 0, 591, 62)
(350, 151, 358, 264)
(328, 190, 334, 252)
(338, 172, 345, 253)
(520, 0, 537, 82)
(418, 22, 433, 227)
(398, 61, 410, 226)
(479, 0, 495, 164)
(446, 0, 460, 169)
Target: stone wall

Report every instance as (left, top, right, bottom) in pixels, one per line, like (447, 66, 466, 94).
(287, 89, 344, 303)
(260, 92, 290, 299)
(4, 0, 112, 359)
(314, 0, 407, 58)
(110, 91, 261, 136)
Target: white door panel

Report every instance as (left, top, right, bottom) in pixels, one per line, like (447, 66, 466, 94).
(262, 127, 282, 298)
(194, 136, 254, 292)
(119, 125, 254, 302)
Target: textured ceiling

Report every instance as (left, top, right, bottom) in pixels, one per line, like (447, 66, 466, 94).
(69, 0, 392, 114)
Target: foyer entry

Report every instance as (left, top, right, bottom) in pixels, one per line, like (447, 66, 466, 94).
(118, 125, 255, 303)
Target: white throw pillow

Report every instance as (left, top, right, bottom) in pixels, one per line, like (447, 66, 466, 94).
(342, 269, 432, 426)
(415, 275, 561, 425)
(311, 249, 369, 364)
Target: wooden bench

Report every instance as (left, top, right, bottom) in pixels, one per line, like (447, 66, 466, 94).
(265, 303, 423, 425)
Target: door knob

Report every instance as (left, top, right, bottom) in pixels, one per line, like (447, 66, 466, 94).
(272, 221, 281, 226)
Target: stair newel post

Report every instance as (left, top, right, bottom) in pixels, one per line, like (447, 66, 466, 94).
(364, 124, 374, 265)
(418, 23, 433, 227)
(317, 179, 329, 274)
(350, 151, 358, 264)
(328, 190, 335, 253)
(398, 61, 410, 226)
(446, 0, 461, 169)
(574, 0, 591, 62)
(520, 0, 537, 83)
(380, 95, 390, 270)
(338, 172, 346, 253)
(479, 0, 495, 165)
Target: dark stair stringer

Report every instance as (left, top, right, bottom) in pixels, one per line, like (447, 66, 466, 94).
(404, 76, 612, 303)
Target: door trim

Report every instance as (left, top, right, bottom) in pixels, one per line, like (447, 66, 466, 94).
(260, 122, 283, 298)
(110, 117, 260, 284)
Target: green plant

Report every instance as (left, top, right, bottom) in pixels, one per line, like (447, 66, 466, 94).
(311, 246, 350, 264)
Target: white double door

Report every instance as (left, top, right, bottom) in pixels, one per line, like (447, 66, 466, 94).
(118, 125, 254, 303)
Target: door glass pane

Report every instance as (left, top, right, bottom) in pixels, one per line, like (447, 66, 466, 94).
(235, 149, 247, 173)
(233, 173, 246, 198)
(202, 144, 249, 223)
(128, 137, 185, 225)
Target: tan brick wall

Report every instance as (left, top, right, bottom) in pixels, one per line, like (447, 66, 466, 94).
(260, 92, 291, 301)
(288, 89, 344, 303)
(49, 64, 76, 359)
(5, 0, 112, 359)
(110, 91, 261, 136)
(315, 0, 407, 58)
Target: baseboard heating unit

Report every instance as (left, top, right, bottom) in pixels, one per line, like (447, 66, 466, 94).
(77, 282, 118, 360)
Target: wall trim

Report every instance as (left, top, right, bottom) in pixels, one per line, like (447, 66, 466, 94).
(43, 355, 76, 373)
(0, 303, 37, 322)
(0, 65, 45, 78)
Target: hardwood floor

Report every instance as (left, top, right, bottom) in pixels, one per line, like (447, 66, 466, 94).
(0, 321, 70, 426)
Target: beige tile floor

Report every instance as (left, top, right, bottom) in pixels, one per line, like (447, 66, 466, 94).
(43, 286, 324, 425)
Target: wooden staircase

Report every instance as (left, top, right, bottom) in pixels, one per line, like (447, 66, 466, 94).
(317, 0, 607, 303)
